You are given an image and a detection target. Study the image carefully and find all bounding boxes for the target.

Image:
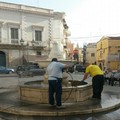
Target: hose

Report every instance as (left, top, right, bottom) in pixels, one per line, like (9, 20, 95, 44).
(62, 72, 75, 103)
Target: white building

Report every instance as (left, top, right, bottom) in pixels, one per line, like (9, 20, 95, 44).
(0, 2, 70, 68)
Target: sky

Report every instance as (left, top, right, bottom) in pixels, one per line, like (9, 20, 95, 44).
(1, 0, 120, 47)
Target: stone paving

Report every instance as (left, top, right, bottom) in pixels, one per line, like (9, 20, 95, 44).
(0, 73, 120, 119)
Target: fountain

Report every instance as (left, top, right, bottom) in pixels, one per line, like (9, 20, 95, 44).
(0, 42, 119, 118)
(19, 73, 92, 104)
(19, 41, 92, 105)
(48, 41, 64, 60)
(36, 41, 73, 68)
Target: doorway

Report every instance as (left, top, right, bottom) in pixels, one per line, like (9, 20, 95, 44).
(0, 51, 6, 66)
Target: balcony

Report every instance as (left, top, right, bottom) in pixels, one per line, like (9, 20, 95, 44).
(11, 39, 19, 44)
(34, 41, 47, 47)
(108, 54, 120, 61)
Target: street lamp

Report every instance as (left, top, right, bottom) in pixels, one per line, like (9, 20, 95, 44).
(20, 38, 24, 45)
(20, 38, 24, 65)
(26, 42, 29, 65)
(31, 39, 35, 46)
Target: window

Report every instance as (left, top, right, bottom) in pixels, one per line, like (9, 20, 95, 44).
(11, 28, 19, 44)
(32, 25, 44, 43)
(91, 53, 95, 57)
(35, 30, 42, 41)
(36, 51, 41, 55)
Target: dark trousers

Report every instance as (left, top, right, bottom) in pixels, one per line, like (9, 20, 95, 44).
(92, 75, 104, 99)
(48, 79, 62, 106)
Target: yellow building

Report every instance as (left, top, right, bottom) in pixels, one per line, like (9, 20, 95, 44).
(96, 36, 120, 71)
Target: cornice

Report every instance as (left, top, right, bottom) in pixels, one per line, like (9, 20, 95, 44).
(32, 25, 44, 31)
(0, 1, 54, 17)
(0, 44, 45, 50)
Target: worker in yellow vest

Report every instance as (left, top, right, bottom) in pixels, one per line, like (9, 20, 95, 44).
(82, 63, 104, 100)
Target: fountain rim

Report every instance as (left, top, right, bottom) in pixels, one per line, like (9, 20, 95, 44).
(19, 80, 92, 89)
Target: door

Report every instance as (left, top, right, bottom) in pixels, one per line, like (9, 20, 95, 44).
(0, 51, 6, 67)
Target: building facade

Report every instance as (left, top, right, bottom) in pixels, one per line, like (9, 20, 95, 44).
(86, 43, 96, 64)
(78, 47, 83, 64)
(0, 2, 70, 68)
(96, 36, 120, 70)
(66, 40, 74, 60)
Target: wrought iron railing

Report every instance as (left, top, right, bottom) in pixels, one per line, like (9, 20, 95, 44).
(11, 39, 19, 44)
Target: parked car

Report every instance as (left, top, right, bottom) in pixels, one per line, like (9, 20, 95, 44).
(67, 65, 74, 73)
(16, 65, 45, 77)
(75, 64, 86, 72)
(0, 66, 14, 74)
(67, 64, 86, 73)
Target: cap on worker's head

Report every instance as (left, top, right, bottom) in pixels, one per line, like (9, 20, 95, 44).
(51, 58, 58, 62)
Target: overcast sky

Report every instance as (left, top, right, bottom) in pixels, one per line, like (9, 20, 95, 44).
(0, 0, 120, 47)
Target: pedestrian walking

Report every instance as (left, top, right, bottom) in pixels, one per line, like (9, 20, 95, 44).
(46, 58, 68, 109)
(82, 63, 104, 99)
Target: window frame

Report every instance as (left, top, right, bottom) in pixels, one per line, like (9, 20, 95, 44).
(32, 25, 44, 43)
(91, 53, 95, 57)
(7, 22, 20, 44)
(11, 28, 19, 39)
(35, 30, 42, 42)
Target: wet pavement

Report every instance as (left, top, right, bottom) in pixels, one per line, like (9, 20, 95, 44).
(0, 73, 120, 119)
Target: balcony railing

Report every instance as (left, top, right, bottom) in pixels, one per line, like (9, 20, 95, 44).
(11, 39, 19, 44)
(34, 41, 47, 47)
(108, 54, 120, 61)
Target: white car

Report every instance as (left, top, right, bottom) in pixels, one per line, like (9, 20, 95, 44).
(0, 66, 14, 74)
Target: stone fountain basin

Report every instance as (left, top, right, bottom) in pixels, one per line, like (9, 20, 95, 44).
(19, 80, 92, 104)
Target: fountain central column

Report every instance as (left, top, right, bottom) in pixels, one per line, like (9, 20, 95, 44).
(48, 41, 65, 60)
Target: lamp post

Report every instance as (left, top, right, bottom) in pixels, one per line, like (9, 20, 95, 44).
(20, 38, 24, 65)
(31, 39, 35, 46)
(26, 42, 29, 65)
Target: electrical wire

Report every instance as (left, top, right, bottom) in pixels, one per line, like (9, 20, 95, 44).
(68, 32, 120, 39)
